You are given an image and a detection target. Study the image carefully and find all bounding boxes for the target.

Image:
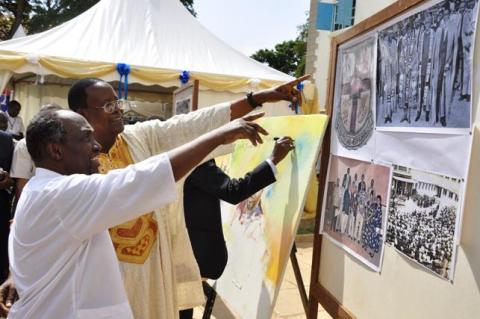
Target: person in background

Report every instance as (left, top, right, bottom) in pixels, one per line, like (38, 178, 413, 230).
(0, 123, 14, 285)
(8, 105, 62, 215)
(180, 136, 295, 319)
(0, 113, 8, 132)
(4, 101, 24, 140)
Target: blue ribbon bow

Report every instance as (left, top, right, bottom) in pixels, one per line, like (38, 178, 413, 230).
(179, 70, 190, 84)
(290, 81, 305, 114)
(117, 63, 131, 99)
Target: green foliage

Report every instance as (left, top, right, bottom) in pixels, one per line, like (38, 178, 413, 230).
(0, 14, 13, 40)
(27, 0, 101, 34)
(251, 18, 308, 77)
(0, 0, 196, 40)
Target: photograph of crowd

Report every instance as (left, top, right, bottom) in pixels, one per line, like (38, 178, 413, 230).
(386, 165, 463, 281)
(376, 0, 478, 130)
(321, 155, 391, 271)
(334, 37, 375, 150)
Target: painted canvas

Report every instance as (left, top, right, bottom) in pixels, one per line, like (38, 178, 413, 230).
(386, 165, 463, 281)
(320, 155, 391, 271)
(334, 36, 376, 150)
(376, 0, 479, 132)
(214, 115, 328, 319)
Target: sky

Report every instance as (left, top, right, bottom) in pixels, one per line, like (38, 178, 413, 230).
(195, 0, 310, 56)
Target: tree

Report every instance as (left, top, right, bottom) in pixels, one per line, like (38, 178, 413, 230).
(0, 0, 196, 40)
(0, 0, 31, 40)
(251, 18, 308, 78)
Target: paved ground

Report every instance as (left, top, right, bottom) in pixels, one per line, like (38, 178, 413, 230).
(193, 239, 332, 319)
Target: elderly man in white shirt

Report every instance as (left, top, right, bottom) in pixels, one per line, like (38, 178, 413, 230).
(7, 108, 268, 319)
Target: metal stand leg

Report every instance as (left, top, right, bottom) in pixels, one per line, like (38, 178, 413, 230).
(202, 281, 217, 319)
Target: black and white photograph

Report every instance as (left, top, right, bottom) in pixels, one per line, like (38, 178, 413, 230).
(386, 165, 463, 281)
(174, 98, 191, 115)
(334, 37, 375, 150)
(320, 155, 391, 271)
(376, 0, 479, 131)
(172, 81, 198, 115)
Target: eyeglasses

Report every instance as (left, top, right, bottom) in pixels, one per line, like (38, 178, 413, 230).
(95, 99, 134, 113)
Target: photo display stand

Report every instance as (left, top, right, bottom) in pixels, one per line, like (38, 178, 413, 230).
(308, 0, 480, 318)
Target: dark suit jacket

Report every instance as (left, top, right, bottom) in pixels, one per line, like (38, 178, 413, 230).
(0, 131, 13, 283)
(183, 159, 276, 279)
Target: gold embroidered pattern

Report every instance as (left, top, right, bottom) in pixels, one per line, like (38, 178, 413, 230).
(98, 136, 158, 264)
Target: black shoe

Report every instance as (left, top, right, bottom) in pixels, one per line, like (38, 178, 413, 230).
(440, 116, 447, 127)
(415, 112, 421, 122)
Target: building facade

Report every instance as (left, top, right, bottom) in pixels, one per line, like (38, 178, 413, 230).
(306, 0, 397, 111)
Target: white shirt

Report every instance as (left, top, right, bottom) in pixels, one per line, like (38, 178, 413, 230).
(8, 153, 177, 319)
(10, 138, 35, 179)
(4, 111, 24, 136)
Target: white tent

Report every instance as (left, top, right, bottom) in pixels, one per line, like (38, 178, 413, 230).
(0, 0, 296, 121)
(0, 0, 291, 91)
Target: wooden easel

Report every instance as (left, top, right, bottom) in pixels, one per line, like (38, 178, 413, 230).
(202, 242, 309, 318)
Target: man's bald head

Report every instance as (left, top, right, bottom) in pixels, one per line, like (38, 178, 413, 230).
(27, 109, 101, 175)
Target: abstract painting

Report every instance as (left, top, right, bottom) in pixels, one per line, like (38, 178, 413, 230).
(214, 114, 328, 319)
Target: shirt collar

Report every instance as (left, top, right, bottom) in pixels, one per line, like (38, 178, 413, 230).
(34, 167, 64, 179)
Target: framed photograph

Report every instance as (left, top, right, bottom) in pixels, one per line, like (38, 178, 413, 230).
(376, 0, 478, 133)
(386, 164, 463, 281)
(173, 80, 199, 115)
(320, 154, 392, 272)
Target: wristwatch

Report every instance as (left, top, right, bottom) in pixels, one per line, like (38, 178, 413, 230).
(246, 92, 263, 109)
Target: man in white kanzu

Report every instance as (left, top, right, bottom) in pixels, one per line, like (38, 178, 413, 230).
(65, 76, 306, 318)
(8, 108, 269, 318)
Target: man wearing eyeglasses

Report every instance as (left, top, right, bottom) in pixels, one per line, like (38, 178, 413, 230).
(62, 76, 306, 319)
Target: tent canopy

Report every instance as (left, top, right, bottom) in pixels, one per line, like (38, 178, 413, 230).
(0, 0, 292, 92)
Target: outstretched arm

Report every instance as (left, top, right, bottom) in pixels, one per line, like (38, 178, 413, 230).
(168, 112, 268, 181)
(229, 75, 310, 120)
(186, 136, 295, 204)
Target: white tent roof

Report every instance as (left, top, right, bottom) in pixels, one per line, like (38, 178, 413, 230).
(0, 0, 291, 88)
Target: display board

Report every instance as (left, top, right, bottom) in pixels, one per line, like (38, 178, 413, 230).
(308, 0, 480, 318)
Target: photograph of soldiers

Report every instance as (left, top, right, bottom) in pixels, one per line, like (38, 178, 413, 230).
(321, 155, 391, 271)
(386, 165, 462, 281)
(334, 37, 375, 150)
(377, 0, 478, 130)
